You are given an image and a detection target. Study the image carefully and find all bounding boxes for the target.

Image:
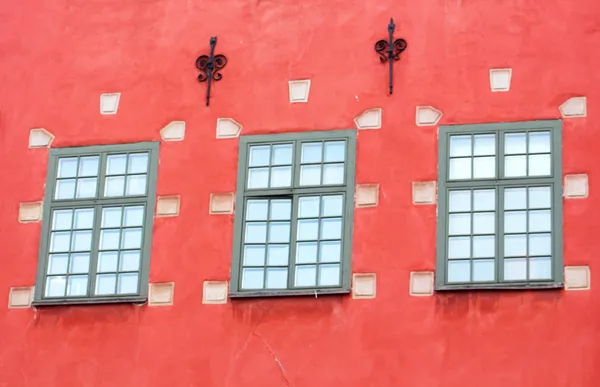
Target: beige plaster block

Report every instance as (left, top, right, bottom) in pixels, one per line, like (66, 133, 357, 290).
(288, 80, 311, 103)
(410, 272, 434, 296)
(489, 68, 512, 92)
(354, 108, 382, 130)
(412, 181, 436, 205)
(559, 97, 586, 118)
(564, 266, 590, 290)
(19, 202, 42, 223)
(29, 128, 54, 148)
(156, 196, 180, 217)
(148, 282, 175, 306)
(416, 106, 442, 126)
(160, 121, 186, 141)
(216, 118, 242, 138)
(100, 93, 121, 115)
(210, 193, 234, 214)
(8, 287, 33, 308)
(202, 281, 228, 304)
(355, 184, 379, 208)
(352, 273, 376, 299)
(564, 174, 588, 198)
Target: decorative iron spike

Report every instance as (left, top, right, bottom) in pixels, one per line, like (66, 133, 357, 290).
(195, 37, 228, 106)
(374, 18, 407, 94)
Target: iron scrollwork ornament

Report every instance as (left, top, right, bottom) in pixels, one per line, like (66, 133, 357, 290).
(195, 37, 228, 106)
(374, 18, 407, 94)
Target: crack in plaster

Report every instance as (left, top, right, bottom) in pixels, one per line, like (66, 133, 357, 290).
(254, 331, 290, 386)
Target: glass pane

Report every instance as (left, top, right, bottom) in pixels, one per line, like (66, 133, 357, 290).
(324, 141, 345, 162)
(270, 200, 291, 220)
(126, 175, 146, 196)
(529, 187, 551, 209)
(473, 134, 495, 156)
(295, 265, 317, 286)
(267, 245, 289, 266)
(322, 163, 344, 185)
(121, 228, 143, 249)
(55, 179, 76, 199)
(58, 158, 78, 178)
(76, 178, 97, 198)
(449, 190, 471, 212)
(243, 245, 265, 266)
(529, 210, 551, 232)
(505, 211, 527, 233)
(96, 274, 117, 295)
(504, 258, 527, 280)
(102, 207, 122, 228)
(301, 143, 322, 163)
(473, 259, 494, 281)
(504, 188, 527, 210)
(128, 153, 149, 173)
(528, 154, 551, 176)
(449, 136, 471, 157)
(504, 234, 527, 256)
(247, 168, 269, 189)
(45, 276, 67, 297)
(100, 230, 121, 250)
(266, 268, 287, 289)
(505, 133, 526, 154)
(117, 273, 139, 294)
(106, 154, 127, 175)
(98, 252, 119, 272)
(296, 242, 318, 263)
(79, 156, 99, 177)
(319, 264, 340, 286)
(448, 237, 470, 259)
(529, 132, 551, 153)
(505, 155, 527, 177)
(67, 275, 88, 296)
(50, 232, 71, 252)
(246, 200, 268, 221)
(449, 213, 470, 235)
(473, 212, 494, 234)
(449, 158, 471, 180)
(268, 222, 290, 243)
(72, 231, 92, 251)
(271, 144, 293, 165)
(320, 218, 342, 240)
(249, 146, 271, 167)
(270, 166, 292, 188)
(448, 260, 470, 282)
(297, 219, 319, 240)
(74, 208, 94, 229)
(319, 241, 341, 263)
(473, 236, 494, 258)
(245, 222, 267, 243)
(241, 268, 264, 289)
(299, 197, 320, 218)
(322, 195, 343, 217)
(52, 210, 73, 230)
(120, 251, 140, 271)
(104, 176, 125, 197)
(473, 189, 495, 211)
(48, 254, 69, 274)
(473, 157, 495, 178)
(530, 257, 552, 279)
(123, 206, 144, 227)
(529, 233, 551, 256)
(300, 165, 322, 186)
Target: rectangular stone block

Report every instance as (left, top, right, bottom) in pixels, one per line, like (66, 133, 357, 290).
(413, 181, 436, 204)
(156, 196, 180, 217)
(564, 174, 588, 198)
(410, 271, 434, 296)
(148, 282, 175, 306)
(202, 281, 228, 304)
(19, 202, 43, 223)
(352, 273, 376, 299)
(355, 184, 379, 208)
(8, 287, 33, 308)
(210, 193, 234, 214)
(565, 266, 590, 290)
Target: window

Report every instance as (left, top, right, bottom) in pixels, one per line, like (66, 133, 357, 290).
(230, 130, 356, 297)
(436, 120, 563, 289)
(33, 142, 159, 305)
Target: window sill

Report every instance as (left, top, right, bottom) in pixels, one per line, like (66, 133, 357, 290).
(435, 282, 564, 291)
(32, 296, 147, 307)
(229, 288, 350, 299)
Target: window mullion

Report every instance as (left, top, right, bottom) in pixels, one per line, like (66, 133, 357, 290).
(97, 153, 108, 200)
(87, 203, 103, 297)
(497, 185, 504, 283)
(287, 195, 300, 289)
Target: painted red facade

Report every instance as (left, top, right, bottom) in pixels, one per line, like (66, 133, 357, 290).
(1, 0, 599, 386)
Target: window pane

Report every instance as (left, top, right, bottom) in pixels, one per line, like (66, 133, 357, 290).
(295, 265, 317, 286)
(529, 132, 551, 153)
(297, 219, 319, 241)
(58, 158, 78, 178)
(74, 209, 94, 229)
(504, 234, 527, 256)
(299, 197, 320, 218)
(270, 200, 291, 220)
(449, 190, 471, 212)
(100, 230, 121, 250)
(296, 242, 318, 263)
(505, 211, 527, 233)
(48, 254, 69, 274)
(249, 146, 270, 167)
(319, 241, 341, 262)
(96, 274, 117, 295)
(473, 236, 494, 258)
(271, 144, 293, 165)
(55, 179, 76, 199)
(504, 188, 527, 210)
(267, 245, 289, 265)
(117, 273, 138, 294)
(319, 264, 340, 286)
(529, 257, 552, 279)
(102, 207, 122, 228)
(320, 218, 342, 240)
(75, 178, 97, 198)
(301, 143, 322, 163)
(324, 141, 345, 162)
(50, 232, 71, 253)
(268, 222, 290, 243)
(449, 213, 470, 235)
(45, 276, 67, 297)
(245, 223, 267, 243)
(473, 259, 494, 281)
(106, 155, 127, 175)
(300, 165, 322, 186)
(448, 260, 470, 282)
(70, 253, 90, 274)
(52, 210, 73, 230)
(72, 231, 92, 251)
(79, 156, 99, 177)
(121, 228, 142, 249)
(123, 206, 144, 227)
(246, 200, 269, 221)
(67, 275, 88, 296)
(270, 166, 292, 188)
(473, 212, 494, 234)
(248, 168, 269, 189)
(120, 251, 141, 271)
(473, 134, 495, 156)
(505, 133, 526, 154)
(449, 136, 471, 157)
(505, 156, 527, 177)
(528, 155, 551, 176)
(104, 176, 125, 197)
(529, 210, 551, 232)
(242, 268, 264, 289)
(473, 157, 495, 178)
(266, 268, 288, 289)
(243, 245, 265, 266)
(98, 252, 119, 272)
(473, 189, 495, 211)
(504, 258, 527, 280)
(529, 187, 551, 209)
(126, 175, 147, 195)
(322, 195, 343, 217)
(322, 164, 344, 185)
(529, 233, 551, 256)
(448, 237, 470, 259)
(128, 153, 149, 174)
(449, 158, 471, 179)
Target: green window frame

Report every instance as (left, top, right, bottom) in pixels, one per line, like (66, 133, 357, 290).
(33, 142, 159, 305)
(436, 120, 563, 290)
(230, 129, 356, 297)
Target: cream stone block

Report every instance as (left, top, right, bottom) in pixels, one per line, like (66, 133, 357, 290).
(210, 193, 234, 214)
(100, 93, 121, 115)
(19, 202, 42, 223)
(416, 106, 442, 127)
(202, 281, 228, 304)
(8, 287, 33, 308)
(29, 128, 54, 148)
(564, 266, 590, 290)
(288, 80, 311, 103)
(489, 68, 512, 92)
(412, 181, 436, 205)
(216, 118, 242, 138)
(160, 121, 186, 141)
(352, 273, 376, 299)
(354, 108, 382, 130)
(564, 174, 588, 198)
(148, 282, 175, 306)
(156, 196, 180, 217)
(559, 97, 586, 118)
(355, 184, 379, 208)
(410, 272, 434, 296)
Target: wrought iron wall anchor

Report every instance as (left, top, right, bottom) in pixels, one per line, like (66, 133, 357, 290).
(195, 37, 228, 106)
(374, 18, 407, 94)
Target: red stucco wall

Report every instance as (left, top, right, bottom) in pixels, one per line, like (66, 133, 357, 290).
(1, 0, 600, 386)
